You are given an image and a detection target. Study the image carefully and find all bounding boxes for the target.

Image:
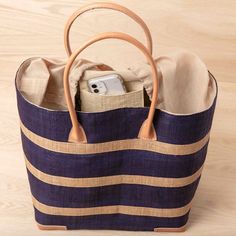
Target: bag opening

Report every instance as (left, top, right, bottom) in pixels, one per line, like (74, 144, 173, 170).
(15, 50, 217, 115)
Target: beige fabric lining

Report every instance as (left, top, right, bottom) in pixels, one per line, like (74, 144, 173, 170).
(16, 51, 217, 114)
(20, 121, 210, 156)
(32, 195, 192, 218)
(25, 155, 203, 188)
(144, 52, 216, 114)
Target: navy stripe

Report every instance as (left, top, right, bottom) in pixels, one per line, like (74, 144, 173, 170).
(16, 88, 216, 145)
(34, 208, 189, 231)
(28, 170, 200, 209)
(22, 133, 208, 178)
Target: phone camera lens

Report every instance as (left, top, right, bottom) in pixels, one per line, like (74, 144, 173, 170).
(94, 89, 99, 93)
(91, 84, 97, 88)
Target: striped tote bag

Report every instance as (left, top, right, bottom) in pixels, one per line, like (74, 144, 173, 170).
(15, 3, 217, 232)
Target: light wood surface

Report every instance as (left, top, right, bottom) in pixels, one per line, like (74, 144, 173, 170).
(0, 0, 236, 235)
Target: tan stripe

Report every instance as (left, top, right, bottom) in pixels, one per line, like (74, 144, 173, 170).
(25, 156, 203, 188)
(32, 196, 192, 218)
(20, 121, 209, 156)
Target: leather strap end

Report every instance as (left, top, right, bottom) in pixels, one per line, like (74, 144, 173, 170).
(138, 119, 157, 140)
(68, 126, 87, 143)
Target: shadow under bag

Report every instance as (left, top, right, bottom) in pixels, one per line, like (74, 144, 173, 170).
(15, 2, 217, 232)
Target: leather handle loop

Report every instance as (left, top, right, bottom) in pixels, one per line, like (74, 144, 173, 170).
(64, 2, 153, 56)
(63, 32, 158, 143)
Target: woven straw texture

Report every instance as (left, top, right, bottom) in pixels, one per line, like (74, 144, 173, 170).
(16, 70, 217, 230)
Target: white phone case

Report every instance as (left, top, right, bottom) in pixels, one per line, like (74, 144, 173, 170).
(88, 74, 126, 95)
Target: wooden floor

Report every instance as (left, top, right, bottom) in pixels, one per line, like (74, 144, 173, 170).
(0, 0, 236, 235)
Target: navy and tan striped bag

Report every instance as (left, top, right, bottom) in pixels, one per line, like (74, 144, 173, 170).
(15, 2, 217, 232)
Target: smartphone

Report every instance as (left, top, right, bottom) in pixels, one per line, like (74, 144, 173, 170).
(88, 74, 126, 95)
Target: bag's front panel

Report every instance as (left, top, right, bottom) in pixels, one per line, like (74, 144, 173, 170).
(16, 86, 216, 231)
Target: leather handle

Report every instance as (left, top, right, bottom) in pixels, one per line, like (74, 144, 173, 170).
(63, 32, 158, 143)
(64, 2, 153, 56)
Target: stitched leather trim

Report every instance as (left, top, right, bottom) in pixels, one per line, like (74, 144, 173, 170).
(154, 222, 187, 232)
(37, 223, 67, 230)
